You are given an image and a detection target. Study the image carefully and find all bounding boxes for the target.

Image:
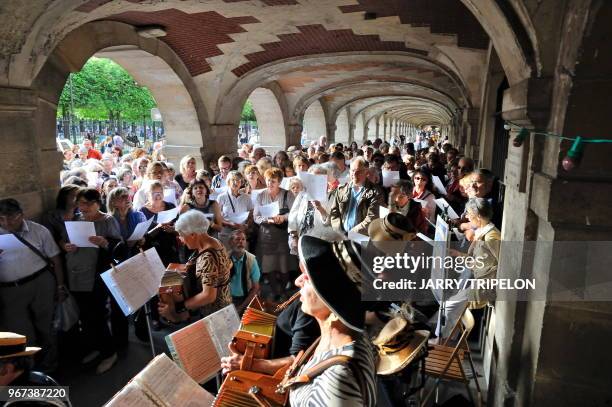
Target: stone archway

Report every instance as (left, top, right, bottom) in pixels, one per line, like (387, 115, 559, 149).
(247, 87, 286, 152)
(95, 46, 205, 166)
(6, 20, 210, 216)
(354, 114, 365, 143)
(302, 100, 326, 145)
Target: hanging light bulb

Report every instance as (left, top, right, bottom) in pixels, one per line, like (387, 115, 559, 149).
(512, 128, 529, 147)
(562, 136, 584, 171)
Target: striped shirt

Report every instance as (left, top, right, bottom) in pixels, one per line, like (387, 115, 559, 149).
(289, 334, 377, 407)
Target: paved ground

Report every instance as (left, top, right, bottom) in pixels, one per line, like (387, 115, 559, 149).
(51, 311, 488, 407)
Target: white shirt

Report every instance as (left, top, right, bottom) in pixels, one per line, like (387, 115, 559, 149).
(0, 220, 60, 282)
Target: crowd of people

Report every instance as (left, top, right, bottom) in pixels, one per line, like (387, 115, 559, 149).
(0, 132, 503, 405)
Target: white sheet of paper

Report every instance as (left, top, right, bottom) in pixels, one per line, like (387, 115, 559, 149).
(64, 221, 97, 247)
(127, 217, 155, 241)
(258, 201, 279, 218)
(101, 247, 166, 316)
(380, 206, 390, 218)
(227, 211, 249, 224)
(280, 176, 296, 190)
(0, 234, 28, 265)
(86, 172, 99, 188)
(201, 305, 241, 359)
(338, 175, 349, 185)
(417, 233, 434, 245)
(105, 354, 215, 407)
(382, 170, 400, 187)
(209, 187, 227, 201)
(163, 188, 177, 205)
(348, 230, 370, 243)
(432, 176, 447, 195)
(298, 172, 328, 203)
(434, 198, 459, 219)
(156, 207, 179, 224)
(250, 189, 265, 205)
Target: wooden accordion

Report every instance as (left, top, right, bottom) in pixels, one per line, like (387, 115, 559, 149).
(213, 297, 289, 407)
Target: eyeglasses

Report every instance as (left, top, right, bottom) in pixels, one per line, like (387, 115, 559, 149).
(151, 192, 164, 197)
(0, 212, 22, 222)
(77, 200, 97, 206)
(414, 176, 424, 180)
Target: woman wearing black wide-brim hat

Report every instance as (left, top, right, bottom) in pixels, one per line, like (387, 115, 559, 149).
(279, 235, 377, 406)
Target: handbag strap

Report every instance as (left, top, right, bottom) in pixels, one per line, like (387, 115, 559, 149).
(12, 233, 51, 267)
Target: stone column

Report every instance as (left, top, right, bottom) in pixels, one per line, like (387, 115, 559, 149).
(285, 124, 303, 149)
(0, 87, 62, 219)
(326, 123, 337, 144)
(348, 123, 356, 144)
(203, 124, 238, 166)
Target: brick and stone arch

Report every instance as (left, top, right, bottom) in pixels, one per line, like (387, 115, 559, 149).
(247, 87, 286, 152)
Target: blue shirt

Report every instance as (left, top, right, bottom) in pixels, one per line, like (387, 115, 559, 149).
(343, 184, 365, 232)
(229, 253, 261, 297)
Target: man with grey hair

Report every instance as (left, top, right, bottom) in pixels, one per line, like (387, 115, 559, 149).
(328, 157, 383, 236)
(227, 230, 261, 314)
(0, 199, 66, 372)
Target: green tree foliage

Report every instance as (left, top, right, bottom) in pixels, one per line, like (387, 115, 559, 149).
(57, 57, 157, 121)
(241, 100, 256, 122)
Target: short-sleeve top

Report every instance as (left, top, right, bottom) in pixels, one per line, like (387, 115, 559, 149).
(195, 245, 233, 317)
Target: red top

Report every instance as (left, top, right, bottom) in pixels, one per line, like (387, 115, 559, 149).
(87, 149, 103, 160)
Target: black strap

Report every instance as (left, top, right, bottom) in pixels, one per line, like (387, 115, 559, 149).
(12, 233, 51, 267)
(282, 190, 289, 212)
(228, 194, 236, 213)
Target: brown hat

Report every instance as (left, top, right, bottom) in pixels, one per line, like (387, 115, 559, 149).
(373, 318, 428, 375)
(369, 212, 416, 242)
(0, 332, 41, 359)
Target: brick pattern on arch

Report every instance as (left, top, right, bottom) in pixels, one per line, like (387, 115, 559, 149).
(105, 9, 260, 76)
(223, 0, 298, 5)
(339, 0, 489, 50)
(232, 24, 428, 77)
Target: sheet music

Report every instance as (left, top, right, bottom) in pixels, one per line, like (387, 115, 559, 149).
(280, 176, 295, 190)
(250, 188, 266, 205)
(166, 305, 239, 384)
(105, 382, 154, 406)
(434, 198, 459, 219)
(298, 172, 328, 203)
(101, 248, 166, 316)
(155, 207, 179, 224)
(226, 211, 249, 224)
(127, 217, 155, 241)
(64, 221, 97, 248)
(379, 206, 390, 218)
(382, 170, 400, 187)
(202, 305, 240, 359)
(167, 319, 221, 384)
(258, 201, 279, 218)
(0, 234, 28, 266)
(432, 176, 447, 195)
(105, 354, 215, 407)
(163, 188, 177, 206)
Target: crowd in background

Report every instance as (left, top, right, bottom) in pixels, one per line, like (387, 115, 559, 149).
(1, 130, 503, 387)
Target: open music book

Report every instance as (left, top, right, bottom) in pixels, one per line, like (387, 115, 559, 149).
(104, 354, 215, 407)
(165, 305, 240, 384)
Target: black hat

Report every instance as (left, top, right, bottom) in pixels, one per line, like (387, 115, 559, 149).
(298, 235, 365, 332)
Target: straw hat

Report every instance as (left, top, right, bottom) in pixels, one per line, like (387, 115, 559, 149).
(373, 317, 429, 375)
(0, 332, 41, 359)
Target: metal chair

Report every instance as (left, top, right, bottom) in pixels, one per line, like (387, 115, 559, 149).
(420, 307, 482, 407)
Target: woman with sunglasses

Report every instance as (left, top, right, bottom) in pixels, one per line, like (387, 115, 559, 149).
(411, 170, 436, 225)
